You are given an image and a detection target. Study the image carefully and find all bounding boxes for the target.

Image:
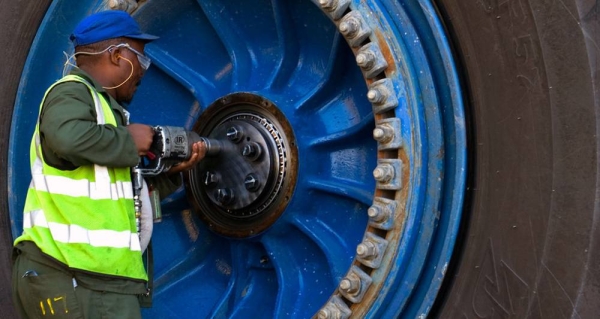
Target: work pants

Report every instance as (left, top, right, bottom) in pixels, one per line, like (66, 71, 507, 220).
(12, 251, 142, 319)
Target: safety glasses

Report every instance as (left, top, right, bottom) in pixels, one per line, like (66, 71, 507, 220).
(115, 43, 152, 71)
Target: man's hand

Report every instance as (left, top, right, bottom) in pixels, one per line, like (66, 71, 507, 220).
(127, 124, 154, 156)
(168, 141, 207, 174)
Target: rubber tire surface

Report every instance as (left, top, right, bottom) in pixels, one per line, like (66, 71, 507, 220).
(0, 1, 598, 319)
(0, 1, 52, 318)
(432, 0, 600, 318)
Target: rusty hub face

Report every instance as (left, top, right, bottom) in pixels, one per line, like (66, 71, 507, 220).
(185, 93, 297, 238)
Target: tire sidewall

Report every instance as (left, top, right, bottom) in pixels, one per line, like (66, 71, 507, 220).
(433, 0, 600, 317)
(0, 1, 52, 317)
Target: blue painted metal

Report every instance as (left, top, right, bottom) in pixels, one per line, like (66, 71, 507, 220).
(8, 0, 466, 318)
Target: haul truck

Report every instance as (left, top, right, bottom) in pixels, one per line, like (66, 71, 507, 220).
(1, 0, 598, 318)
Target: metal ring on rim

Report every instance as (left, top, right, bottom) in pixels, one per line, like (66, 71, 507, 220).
(8, 0, 466, 318)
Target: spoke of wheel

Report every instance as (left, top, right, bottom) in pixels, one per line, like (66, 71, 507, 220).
(294, 33, 348, 112)
(262, 228, 332, 318)
(209, 241, 277, 318)
(153, 244, 228, 298)
(265, 0, 299, 90)
(307, 113, 374, 148)
(197, 0, 279, 90)
(305, 178, 373, 207)
(146, 44, 218, 110)
(206, 274, 236, 318)
(290, 214, 354, 281)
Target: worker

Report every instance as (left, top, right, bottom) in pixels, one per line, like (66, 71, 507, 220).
(11, 10, 205, 319)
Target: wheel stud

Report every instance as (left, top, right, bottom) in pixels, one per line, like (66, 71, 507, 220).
(356, 43, 388, 78)
(317, 309, 333, 319)
(339, 18, 359, 38)
(318, 296, 351, 319)
(368, 204, 388, 223)
(242, 142, 262, 161)
(244, 174, 260, 192)
(339, 274, 361, 295)
(356, 51, 375, 70)
(367, 88, 386, 104)
(318, 0, 350, 20)
(373, 163, 394, 183)
(356, 234, 388, 268)
(356, 241, 378, 259)
(215, 188, 234, 205)
(373, 124, 394, 143)
(226, 126, 243, 143)
(319, 0, 335, 10)
(203, 171, 218, 188)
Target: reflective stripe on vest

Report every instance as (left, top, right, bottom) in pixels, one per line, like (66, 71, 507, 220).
(23, 210, 140, 250)
(15, 75, 146, 281)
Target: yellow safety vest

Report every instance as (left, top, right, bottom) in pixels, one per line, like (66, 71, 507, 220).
(15, 75, 147, 281)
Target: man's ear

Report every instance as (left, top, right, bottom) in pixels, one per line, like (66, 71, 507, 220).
(108, 47, 122, 65)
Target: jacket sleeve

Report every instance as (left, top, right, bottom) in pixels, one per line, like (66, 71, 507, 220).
(39, 82, 139, 168)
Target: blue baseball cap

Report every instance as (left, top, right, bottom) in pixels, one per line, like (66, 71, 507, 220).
(70, 10, 158, 46)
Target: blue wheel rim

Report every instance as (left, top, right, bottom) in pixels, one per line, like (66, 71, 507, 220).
(9, 0, 467, 318)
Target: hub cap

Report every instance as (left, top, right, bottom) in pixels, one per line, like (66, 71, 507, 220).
(186, 93, 297, 237)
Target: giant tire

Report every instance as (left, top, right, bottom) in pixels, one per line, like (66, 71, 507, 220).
(0, 1, 598, 319)
(432, 0, 600, 317)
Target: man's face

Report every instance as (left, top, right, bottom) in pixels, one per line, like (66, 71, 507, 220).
(114, 40, 147, 104)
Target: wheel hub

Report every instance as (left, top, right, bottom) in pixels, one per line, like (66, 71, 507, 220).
(185, 93, 297, 238)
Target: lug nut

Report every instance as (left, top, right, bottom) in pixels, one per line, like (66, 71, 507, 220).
(339, 276, 360, 295)
(339, 18, 359, 38)
(109, 0, 137, 11)
(357, 43, 388, 78)
(368, 205, 387, 222)
(367, 88, 385, 104)
(356, 51, 375, 69)
(318, 297, 351, 319)
(356, 241, 378, 259)
(319, 0, 335, 10)
(244, 174, 260, 192)
(226, 126, 243, 143)
(242, 142, 262, 161)
(372, 127, 386, 141)
(203, 171, 218, 188)
(373, 124, 393, 143)
(317, 309, 331, 319)
(215, 188, 234, 205)
(373, 163, 394, 183)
